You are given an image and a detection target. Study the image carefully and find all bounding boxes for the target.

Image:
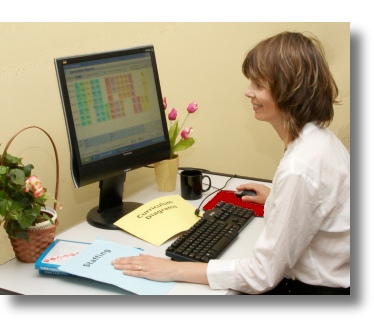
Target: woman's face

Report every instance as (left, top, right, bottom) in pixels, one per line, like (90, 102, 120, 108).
(244, 80, 282, 126)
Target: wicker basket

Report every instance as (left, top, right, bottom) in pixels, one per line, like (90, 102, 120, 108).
(8, 213, 59, 263)
(1, 126, 60, 263)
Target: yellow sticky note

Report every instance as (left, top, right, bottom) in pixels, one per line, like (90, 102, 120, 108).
(114, 195, 200, 246)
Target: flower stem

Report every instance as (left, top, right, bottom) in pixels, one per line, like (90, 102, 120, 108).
(179, 113, 190, 133)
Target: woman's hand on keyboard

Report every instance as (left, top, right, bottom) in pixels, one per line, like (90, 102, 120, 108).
(236, 183, 270, 204)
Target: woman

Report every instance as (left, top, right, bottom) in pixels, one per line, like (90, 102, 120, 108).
(112, 31, 350, 295)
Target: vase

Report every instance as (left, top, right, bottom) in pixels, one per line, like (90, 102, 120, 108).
(153, 155, 179, 192)
(8, 207, 58, 263)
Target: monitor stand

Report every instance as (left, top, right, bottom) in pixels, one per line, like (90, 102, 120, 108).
(86, 173, 142, 230)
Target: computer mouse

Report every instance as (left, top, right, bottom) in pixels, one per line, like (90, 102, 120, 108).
(234, 190, 257, 198)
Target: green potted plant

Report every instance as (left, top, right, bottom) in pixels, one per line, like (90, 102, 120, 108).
(0, 126, 61, 263)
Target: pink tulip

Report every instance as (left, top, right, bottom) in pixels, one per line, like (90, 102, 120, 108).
(187, 101, 198, 113)
(181, 127, 193, 139)
(168, 108, 177, 121)
(163, 97, 167, 110)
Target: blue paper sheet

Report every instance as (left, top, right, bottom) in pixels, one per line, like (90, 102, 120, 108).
(58, 238, 175, 295)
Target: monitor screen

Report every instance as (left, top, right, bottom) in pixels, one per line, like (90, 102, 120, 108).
(55, 45, 170, 229)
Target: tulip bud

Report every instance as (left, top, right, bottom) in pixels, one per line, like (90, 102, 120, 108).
(181, 127, 193, 139)
(187, 101, 198, 113)
(163, 97, 167, 110)
(168, 108, 177, 121)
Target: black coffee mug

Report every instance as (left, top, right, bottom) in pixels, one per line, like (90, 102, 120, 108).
(180, 170, 212, 200)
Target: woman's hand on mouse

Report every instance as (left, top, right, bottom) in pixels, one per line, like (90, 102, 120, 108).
(236, 183, 270, 204)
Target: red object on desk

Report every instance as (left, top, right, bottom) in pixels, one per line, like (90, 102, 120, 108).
(203, 190, 264, 217)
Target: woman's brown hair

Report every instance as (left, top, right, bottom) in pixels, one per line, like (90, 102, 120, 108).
(242, 31, 339, 144)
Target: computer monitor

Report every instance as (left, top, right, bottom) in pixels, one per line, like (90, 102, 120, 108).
(55, 45, 171, 230)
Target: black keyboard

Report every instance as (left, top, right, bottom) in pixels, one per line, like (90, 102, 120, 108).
(165, 201, 255, 262)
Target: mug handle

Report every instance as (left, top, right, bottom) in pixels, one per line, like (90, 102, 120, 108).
(202, 175, 212, 192)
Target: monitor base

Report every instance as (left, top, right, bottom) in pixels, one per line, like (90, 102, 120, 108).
(86, 201, 143, 230)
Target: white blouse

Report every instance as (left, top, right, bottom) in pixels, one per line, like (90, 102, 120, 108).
(207, 123, 350, 294)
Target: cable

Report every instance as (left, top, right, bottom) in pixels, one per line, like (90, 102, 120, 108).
(145, 165, 272, 183)
(194, 174, 236, 217)
(144, 165, 241, 217)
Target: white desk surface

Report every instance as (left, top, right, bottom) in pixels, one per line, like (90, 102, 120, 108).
(0, 173, 270, 295)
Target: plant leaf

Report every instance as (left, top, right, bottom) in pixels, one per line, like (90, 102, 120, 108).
(17, 208, 38, 230)
(174, 138, 196, 153)
(9, 168, 26, 185)
(0, 166, 8, 175)
(168, 121, 180, 157)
